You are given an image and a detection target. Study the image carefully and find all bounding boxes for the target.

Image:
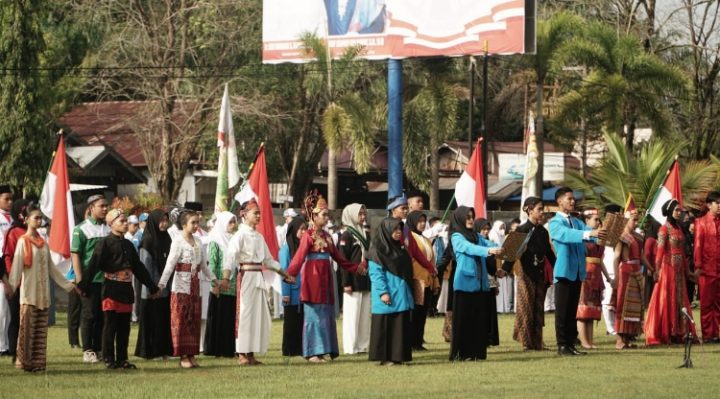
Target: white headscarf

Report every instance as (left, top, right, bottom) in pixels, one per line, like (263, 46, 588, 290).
(341, 203, 367, 240)
(488, 220, 506, 246)
(208, 211, 236, 253)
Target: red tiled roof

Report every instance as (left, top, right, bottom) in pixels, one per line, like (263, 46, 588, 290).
(59, 101, 201, 168)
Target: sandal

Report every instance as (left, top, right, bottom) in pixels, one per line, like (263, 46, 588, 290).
(179, 359, 194, 369)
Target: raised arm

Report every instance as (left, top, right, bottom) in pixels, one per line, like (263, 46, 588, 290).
(548, 218, 587, 244)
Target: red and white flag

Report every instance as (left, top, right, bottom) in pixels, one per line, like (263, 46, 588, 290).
(648, 159, 682, 225)
(455, 138, 487, 218)
(234, 144, 281, 289)
(40, 136, 75, 273)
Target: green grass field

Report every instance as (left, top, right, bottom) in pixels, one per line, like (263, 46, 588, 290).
(1, 312, 717, 399)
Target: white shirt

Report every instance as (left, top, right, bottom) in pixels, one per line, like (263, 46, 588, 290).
(223, 224, 281, 275)
(0, 209, 13, 258)
(159, 236, 214, 294)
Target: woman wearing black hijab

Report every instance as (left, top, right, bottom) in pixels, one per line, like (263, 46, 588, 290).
(135, 209, 173, 359)
(367, 218, 414, 366)
(279, 216, 307, 357)
(474, 218, 500, 347)
(449, 207, 502, 361)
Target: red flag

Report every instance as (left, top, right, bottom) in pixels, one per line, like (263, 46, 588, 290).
(648, 159, 683, 224)
(235, 144, 279, 261)
(39, 136, 75, 271)
(455, 138, 487, 218)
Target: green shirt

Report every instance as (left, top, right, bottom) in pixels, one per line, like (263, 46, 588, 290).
(208, 241, 236, 296)
(71, 217, 111, 283)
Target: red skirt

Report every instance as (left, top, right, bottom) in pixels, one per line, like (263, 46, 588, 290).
(170, 275, 201, 356)
(615, 262, 643, 336)
(576, 259, 604, 321)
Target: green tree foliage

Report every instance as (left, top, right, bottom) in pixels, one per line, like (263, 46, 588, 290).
(0, 0, 91, 192)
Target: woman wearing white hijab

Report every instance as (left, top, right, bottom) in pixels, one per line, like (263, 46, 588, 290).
(489, 221, 513, 313)
(338, 203, 372, 354)
(203, 212, 238, 357)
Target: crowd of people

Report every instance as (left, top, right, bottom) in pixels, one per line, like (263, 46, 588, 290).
(0, 184, 719, 372)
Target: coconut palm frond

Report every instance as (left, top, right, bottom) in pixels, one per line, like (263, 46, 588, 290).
(322, 102, 351, 151)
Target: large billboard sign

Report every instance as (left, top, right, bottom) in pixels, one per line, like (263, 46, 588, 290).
(263, 0, 536, 63)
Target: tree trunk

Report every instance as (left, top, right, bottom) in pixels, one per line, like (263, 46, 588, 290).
(430, 145, 440, 210)
(534, 81, 544, 197)
(626, 121, 636, 153)
(327, 147, 338, 209)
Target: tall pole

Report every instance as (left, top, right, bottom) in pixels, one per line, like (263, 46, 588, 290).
(481, 42, 489, 202)
(468, 56, 475, 153)
(388, 59, 403, 200)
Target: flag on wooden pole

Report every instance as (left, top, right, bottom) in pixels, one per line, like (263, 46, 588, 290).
(520, 111, 538, 222)
(455, 138, 487, 218)
(39, 133, 75, 273)
(235, 144, 280, 289)
(214, 83, 241, 213)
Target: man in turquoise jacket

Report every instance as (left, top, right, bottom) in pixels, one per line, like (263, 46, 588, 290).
(548, 187, 605, 356)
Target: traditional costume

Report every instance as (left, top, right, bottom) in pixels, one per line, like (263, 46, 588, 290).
(367, 218, 413, 364)
(71, 195, 111, 360)
(694, 197, 720, 342)
(577, 210, 605, 322)
(159, 232, 215, 357)
(287, 194, 359, 360)
(489, 221, 513, 313)
(615, 229, 645, 340)
(449, 207, 496, 361)
(505, 216, 556, 350)
(223, 202, 287, 359)
(646, 201, 697, 345)
(1, 199, 29, 358)
(203, 212, 237, 357)
(406, 211, 437, 351)
(339, 204, 372, 355)
(80, 209, 159, 368)
(280, 217, 306, 357)
(135, 209, 173, 359)
(9, 234, 75, 371)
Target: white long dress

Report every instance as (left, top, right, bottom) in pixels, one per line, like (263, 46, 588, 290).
(223, 223, 283, 354)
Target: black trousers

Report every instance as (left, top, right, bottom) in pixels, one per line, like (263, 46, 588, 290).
(67, 290, 82, 346)
(81, 283, 103, 352)
(7, 293, 20, 356)
(411, 288, 431, 348)
(554, 278, 582, 347)
(102, 311, 131, 363)
(282, 305, 304, 357)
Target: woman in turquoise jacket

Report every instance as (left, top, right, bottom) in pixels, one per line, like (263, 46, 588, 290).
(367, 218, 414, 366)
(449, 206, 503, 361)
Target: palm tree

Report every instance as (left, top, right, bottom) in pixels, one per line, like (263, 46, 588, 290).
(528, 11, 584, 196)
(565, 132, 718, 211)
(300, 33, 379, 209)
(403, 58, 462, 210)
(553, 22, 688, 152)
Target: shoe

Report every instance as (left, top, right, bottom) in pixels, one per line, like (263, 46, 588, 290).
(105, 361, 117, 369)
(557, 346, 578, 356)
(569, 346, 587, 355)
(70, 344, 81, 349)
(412, 346, 428, 351)
(83, 351, 99, 363)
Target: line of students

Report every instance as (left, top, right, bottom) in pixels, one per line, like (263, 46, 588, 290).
(2, 188, 719, 372)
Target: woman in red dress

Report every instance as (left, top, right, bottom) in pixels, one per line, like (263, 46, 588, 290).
(577, 209, 612, 349)
(645, 199, 697, 345)
(613, 209, 651, 349)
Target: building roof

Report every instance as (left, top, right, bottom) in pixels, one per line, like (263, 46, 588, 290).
(59, 101, 202, 168)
